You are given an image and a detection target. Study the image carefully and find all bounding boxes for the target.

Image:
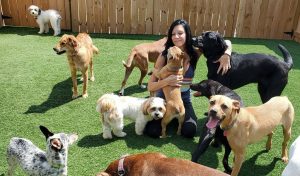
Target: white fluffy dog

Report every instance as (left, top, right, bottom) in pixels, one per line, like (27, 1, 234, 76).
(282, 135, 300, 176)
(28, 5, 61, 36)
(96, 94, 166, 139)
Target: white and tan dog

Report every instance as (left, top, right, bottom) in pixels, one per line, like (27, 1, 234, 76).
(96, 94, 166, 139)
(7, 126, 78, 176)
(207, 95, 294, 176)
(28, 5, 61, 36)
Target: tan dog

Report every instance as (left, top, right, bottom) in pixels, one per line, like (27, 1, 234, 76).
(96, 152, 229, 176)
(119, 37, 167, 96)
(208, 95, 294, 176)
(155, 46, 185, 138)
(53, 33, 99, 99)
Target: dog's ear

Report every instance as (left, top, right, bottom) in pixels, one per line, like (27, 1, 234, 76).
(68, 133, 78, 145)
(232, 100, 240, 113)
(40, 126, 54, 140)
(68, 37, 78, 48)
(142, 98, 152, 115)
(216, 33, 228, 51)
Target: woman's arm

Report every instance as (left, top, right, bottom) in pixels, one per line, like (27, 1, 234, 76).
(214, 40, 232, 75)
(147, 54, 183, 92)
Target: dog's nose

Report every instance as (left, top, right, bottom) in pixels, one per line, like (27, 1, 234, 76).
(209, 109, 217, 116)
(53, 48, 58, 52)
(155, 113, 159, 117)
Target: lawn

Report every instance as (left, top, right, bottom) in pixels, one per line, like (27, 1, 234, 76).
(0, 26, 299, 176)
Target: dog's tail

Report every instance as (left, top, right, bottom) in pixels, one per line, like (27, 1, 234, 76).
(96, 94, 116, 114)
(93, 45, 99, 55)
(122, 50, 136, 68)
(278, 44, 293, 70)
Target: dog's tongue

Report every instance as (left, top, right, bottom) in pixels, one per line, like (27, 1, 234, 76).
(193, 91, 201, 97)
(206, 118, 219, 129)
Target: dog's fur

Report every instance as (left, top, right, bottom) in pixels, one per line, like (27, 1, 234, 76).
(28, 5, 61, 36)
(282, 135, 300, 176)
(190, 79, 244, 173)
(53, 33, 99, 99)
(96, 152, 229, 176)
(119, 37, 167, 96)
(192, 31, 293, 103)
(208, 95, 294, 176)
(96, 94, 166, 139)
(7, 126, 78, 176)
(155, 46, 185, 138)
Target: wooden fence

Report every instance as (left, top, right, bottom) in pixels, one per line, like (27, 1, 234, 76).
(1, 0, 300, 40)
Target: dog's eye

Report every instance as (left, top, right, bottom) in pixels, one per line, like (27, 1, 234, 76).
(150, 107, 156, 111)
(221, 104, 228, 109)
(209, 100, 215, 105)
(61, 42, 66, 45)
(158, 107, 162, 111)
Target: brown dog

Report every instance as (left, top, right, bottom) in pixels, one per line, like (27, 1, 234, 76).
(208, 95, 294, 176)
(96, 152, 229, 176)
(119, 37, 167, 96)
(155, 46, 185, 138)
(53, 33, 99, 99)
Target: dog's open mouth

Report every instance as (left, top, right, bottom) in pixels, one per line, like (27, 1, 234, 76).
(206, 116, 220, 129)
(53, 48, 66, 55)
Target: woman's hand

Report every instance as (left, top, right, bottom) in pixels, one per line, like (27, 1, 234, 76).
(163, 74, 183, 87)
(214, 54, 231, 75)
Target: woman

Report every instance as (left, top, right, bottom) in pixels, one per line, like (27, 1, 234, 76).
(144, 19, 232, 138)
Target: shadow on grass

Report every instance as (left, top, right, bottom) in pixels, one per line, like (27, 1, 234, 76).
(77, 115, 224, 169)
(113, 84, 149, 96)
(24, 77, 78, 114)
(239, 150, 281, 175)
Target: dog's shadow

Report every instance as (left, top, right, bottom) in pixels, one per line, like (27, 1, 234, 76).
(113, 84, 149, 96)
(239, 150, 281, 175)
(78, 116, 223, 168)
(24, 77, 81, 114)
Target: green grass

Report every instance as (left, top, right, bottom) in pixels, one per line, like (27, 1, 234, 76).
(0, 26, 300, 176)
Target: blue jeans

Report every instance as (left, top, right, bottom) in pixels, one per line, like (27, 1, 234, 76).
(144, 90, 198, 138)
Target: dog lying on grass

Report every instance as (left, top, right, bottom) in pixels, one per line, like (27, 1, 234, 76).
(192, 31, 293, 103)
(119, 37, 167, 96)
(53, 33, 99, 99)
(96, 152, 229, 176)
(208, 95, 294, 176)
(7, 126, 78, 176)
(190, 79, 244, 174)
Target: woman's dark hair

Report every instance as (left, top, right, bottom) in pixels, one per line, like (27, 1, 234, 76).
(162, 19, 199, 69)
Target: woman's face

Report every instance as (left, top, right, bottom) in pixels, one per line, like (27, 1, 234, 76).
(171, 25, 186, 49)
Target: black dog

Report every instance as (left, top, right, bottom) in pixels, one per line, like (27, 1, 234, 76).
(190, 79, 244, 174)
(192, 31, 293, 103)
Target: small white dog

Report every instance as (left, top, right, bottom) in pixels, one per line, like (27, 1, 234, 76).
(282, 135, 300, 176)
(7, 126, 78, 176)
(28, 5, 61, 36)
(96, 94, 166, 139)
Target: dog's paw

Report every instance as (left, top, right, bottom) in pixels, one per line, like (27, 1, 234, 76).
(72, 93, 79, 99)
(281, 156, 288, 163)
(90, 76, 95, 82)
(82, 93, 88, 98)
(115, 132, 127, 137)
(38, 31, 43, 34)
(103, 133, 113, 139)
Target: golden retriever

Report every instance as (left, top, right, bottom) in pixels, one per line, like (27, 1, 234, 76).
(53, 33, 99, 98)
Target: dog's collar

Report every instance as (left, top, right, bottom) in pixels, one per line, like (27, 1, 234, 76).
(222, 117, 237, 132)
(117, 155, 128, 176)
(166, 65, 183, 72)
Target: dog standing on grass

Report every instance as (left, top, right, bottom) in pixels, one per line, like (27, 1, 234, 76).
(28, 5, 61, 36)
(53, 33, 99, 99)
(7, 126, 78, 176)
(154, 46, 185, 138)
(208, 95, 294, 176)
(119, 37, 167, 96)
